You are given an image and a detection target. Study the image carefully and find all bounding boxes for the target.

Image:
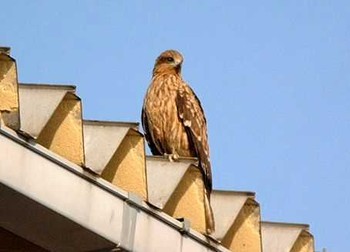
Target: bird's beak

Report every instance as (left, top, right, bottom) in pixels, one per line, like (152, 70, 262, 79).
(174, 61, 182, 73)
(172, 60, 182, 67)
(173, 61, 182, 69)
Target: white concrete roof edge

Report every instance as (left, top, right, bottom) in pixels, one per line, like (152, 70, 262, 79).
(0, 125, 229, 252)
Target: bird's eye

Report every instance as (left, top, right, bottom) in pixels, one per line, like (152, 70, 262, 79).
(166, 57, 174, 62)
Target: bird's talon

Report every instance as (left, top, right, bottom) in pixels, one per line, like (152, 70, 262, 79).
(165, 153, 179, 162)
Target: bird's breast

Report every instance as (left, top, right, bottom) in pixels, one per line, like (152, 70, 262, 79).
(144, 75, 191, 155)
(146, 75, 180, 129)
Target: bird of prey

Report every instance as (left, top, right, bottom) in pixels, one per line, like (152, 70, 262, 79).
(141, 50, 214, 233)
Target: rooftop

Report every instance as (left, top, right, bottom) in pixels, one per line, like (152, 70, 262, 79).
(0, 47, 315, 252)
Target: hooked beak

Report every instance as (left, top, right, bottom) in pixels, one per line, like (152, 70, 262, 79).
(174, 61, 182, 73)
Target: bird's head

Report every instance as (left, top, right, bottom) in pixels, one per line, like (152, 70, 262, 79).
(152, 50, 183, 76)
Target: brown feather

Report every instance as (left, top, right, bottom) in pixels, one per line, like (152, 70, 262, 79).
(176, 89, 212, 194)
(141, 50, 214, 232)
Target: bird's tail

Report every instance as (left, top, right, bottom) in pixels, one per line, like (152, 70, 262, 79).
(204, 187, 215, 234)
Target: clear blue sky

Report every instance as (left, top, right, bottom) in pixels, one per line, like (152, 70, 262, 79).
(1, 1, 349, 251)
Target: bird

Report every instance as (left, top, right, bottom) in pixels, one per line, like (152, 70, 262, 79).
(141, 49, 214, 233)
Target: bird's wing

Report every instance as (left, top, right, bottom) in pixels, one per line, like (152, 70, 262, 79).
(176, 84, 212, 193)
(141, 106, 162, 155)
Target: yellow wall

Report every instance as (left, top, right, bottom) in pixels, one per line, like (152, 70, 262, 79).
(222, 199, 262, 252)
(101, 130, 147, 200)
(37, 93, 84, 166)
(0, 54, 19, 130)
(291, 231, 314, 252)
(163, 166, 210, 234)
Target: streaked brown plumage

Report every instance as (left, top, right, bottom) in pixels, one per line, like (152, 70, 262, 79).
(141, 50, 214, 233)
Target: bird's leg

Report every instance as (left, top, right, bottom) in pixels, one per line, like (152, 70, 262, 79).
(164, 152, 180, 162)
